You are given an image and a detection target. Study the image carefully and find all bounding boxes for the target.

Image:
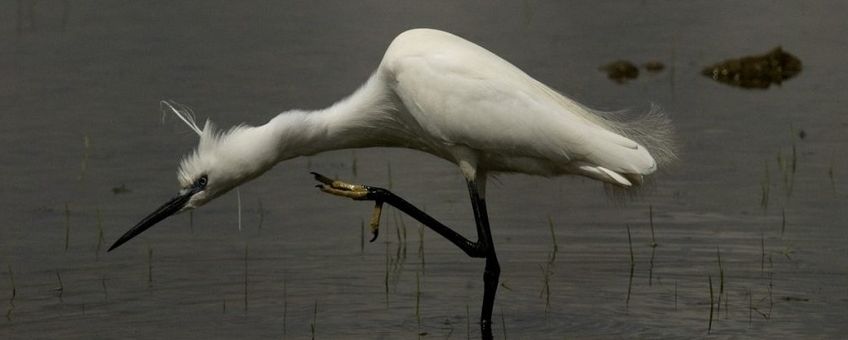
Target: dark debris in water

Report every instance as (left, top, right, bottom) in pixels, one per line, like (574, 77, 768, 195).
(600, 60, 639, 83)
(702, 47, 802, 89)
(781, 296, 809, 302)
(600, 60, 666, 83)
(643, 61, 665, 73)
(111, 184, 131, 195)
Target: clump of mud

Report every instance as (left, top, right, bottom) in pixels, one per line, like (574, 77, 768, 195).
(600, 60, 666, 83)
(702, 47, 802, 89)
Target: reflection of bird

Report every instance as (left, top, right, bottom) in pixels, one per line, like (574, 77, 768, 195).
(109, 28, 674, 338)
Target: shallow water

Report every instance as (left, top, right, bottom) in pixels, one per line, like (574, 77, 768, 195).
(2, 1, 848, 338)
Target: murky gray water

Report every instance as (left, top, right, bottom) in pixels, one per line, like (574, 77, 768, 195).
(2, 1, 847, 338)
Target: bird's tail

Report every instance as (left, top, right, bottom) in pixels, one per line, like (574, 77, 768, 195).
(595, 103, 677, 169)
(588, 104, 676, 198)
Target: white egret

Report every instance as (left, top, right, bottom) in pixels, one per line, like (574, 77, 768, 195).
(109, 28, 674, 338)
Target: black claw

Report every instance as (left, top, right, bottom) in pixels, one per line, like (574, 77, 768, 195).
(311, 172, 333, 185)
(369, 230, 379, 242)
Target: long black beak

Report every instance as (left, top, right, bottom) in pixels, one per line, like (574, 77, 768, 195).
(108, 190, 195, 252)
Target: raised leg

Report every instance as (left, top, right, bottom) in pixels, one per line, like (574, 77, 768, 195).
(313, 173, 500, 339)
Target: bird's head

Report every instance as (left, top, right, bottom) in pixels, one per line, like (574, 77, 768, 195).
(175, 121, 275, 209)
(109, 103, 278, 252)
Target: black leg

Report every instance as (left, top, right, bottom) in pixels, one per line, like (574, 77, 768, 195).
(363, 185, 491, 258)
(481, 254, 500, 339)
(469, 183, 499, 340)
(314, 173, 500, 338)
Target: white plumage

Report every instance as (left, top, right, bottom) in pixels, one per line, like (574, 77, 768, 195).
(111, 29, 675, 337)
(172, 28, 673, 209)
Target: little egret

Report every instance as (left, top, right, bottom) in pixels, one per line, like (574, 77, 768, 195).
(109, 28, 674, 338)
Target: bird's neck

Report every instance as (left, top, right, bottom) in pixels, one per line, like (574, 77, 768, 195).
(265, 72, 401, 162)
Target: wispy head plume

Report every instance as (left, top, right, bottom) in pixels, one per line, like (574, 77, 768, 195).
(161, 100, 203, 136)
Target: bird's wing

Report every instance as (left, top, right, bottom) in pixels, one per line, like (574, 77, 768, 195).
(388, 48, 655, 177)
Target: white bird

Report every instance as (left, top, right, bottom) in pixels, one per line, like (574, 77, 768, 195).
(109, 28, 674, 338)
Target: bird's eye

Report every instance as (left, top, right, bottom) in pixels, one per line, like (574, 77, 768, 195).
(197, 175, 208, 188)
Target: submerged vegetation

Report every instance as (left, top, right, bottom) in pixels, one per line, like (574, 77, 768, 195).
(6, 265, 15, 321)
(78, 135, 90, 181)
(11, 131, 823, 338)
(64, 203, 71, 252)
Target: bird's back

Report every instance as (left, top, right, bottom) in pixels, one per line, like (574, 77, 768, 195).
(378, 29, 673, 187)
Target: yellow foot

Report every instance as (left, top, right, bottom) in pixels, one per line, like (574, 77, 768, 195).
(312, 172, 382, 242)
(312, 172, 369, 199)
